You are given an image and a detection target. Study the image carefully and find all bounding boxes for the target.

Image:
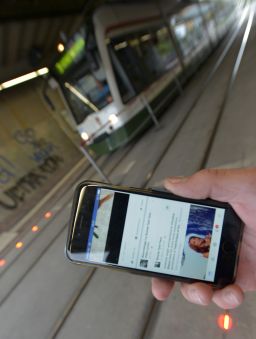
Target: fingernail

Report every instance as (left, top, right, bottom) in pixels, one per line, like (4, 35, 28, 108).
(224, 290, 240, 306)
(167, 176, 187, 184)
(188, 288, 206, 305)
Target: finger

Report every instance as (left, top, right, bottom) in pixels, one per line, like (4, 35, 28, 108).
(180, 282, 213, 306)
(164, 168, 256, 203)
(212, 284, 244, 309)
(151, 278, 175, 301)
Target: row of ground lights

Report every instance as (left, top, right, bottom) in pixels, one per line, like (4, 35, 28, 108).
(0, 211, 52, 267)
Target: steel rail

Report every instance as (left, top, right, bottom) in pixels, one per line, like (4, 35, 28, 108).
(200, 3, 255, 169)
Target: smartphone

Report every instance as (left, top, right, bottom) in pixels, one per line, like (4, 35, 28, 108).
(66, 181, 244, 287)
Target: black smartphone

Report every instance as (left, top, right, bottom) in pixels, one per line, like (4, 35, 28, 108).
(66, 181, 244, 288)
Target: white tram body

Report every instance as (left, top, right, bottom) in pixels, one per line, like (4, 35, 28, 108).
(54, 1, 237, 155)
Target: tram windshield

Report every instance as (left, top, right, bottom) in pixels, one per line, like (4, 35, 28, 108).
(54, 28, 113, 125)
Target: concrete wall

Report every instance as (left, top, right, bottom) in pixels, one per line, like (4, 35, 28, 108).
(0, 77, 82, 230)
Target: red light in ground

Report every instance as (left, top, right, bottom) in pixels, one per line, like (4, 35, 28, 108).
(218, 313, 233, 331)
(0, 259, 6, 267)
(32, 225, 39, 232)
(44, 211, 52, 219)
(15, 242, 23, 249)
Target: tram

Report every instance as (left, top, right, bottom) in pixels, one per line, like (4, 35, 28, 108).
(51, 1, 238, 156)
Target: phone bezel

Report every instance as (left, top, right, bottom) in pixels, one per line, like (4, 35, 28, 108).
(66, 181, 244, 288)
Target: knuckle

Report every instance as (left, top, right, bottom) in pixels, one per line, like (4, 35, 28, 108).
(195, 168, 222, 182)
(200, 168, 217, 177)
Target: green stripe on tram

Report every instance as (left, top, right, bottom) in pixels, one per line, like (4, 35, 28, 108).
(88, 106, 150, 155)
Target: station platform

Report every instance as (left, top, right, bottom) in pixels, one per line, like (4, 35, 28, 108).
(0, 5, 256, 339)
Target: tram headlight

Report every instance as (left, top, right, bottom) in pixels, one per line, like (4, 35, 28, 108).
(108, 114, 118, 125)
(81, 132, 89, 141)
(57, 43, 65, 53)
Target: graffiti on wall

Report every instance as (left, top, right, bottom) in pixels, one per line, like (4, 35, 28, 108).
(0, 155, 64, 210)
(0, 156, 16, 185)
(13, 128, 59, 165)
(0, 128, 65, 210)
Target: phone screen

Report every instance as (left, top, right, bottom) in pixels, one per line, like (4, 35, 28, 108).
(84, 188, 225, 282)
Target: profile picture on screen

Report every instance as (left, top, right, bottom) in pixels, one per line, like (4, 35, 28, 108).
(188, 233, 212, 258)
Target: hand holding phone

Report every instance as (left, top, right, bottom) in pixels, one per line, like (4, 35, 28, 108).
(66, 171, 244, 296)
(152, 168, 256, 309)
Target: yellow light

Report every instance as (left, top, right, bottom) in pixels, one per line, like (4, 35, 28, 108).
(114, 41, 128, 50)
(129, 39, 139, 47)
(108, 114, 118, 125)
(0, 259, 6, 267)
(224, 314, 231, 330)
(157, 27, 168, 36)
(44, 211, 52, 219)
(217, 313, 233, 331)
(15, 242, 23, 249)
(32, 225, 39, 232)
(57, 43, 65, 53)
(0, 67, 49, 90)
(141, 34, 151, 42)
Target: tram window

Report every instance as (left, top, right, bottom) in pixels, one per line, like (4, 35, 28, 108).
(77, 73, 112, 109)
(199, 3, 218, 44)
(139, 27, 176, 77)
(109, 25, 176, 102)
(214, 2, 234, 34)
(108, 47, 136, 103)
(111, 39, 149, 94)
(171, 5, 209, 59)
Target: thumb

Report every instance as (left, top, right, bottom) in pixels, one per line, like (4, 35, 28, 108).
(164, 168, 256, 203)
